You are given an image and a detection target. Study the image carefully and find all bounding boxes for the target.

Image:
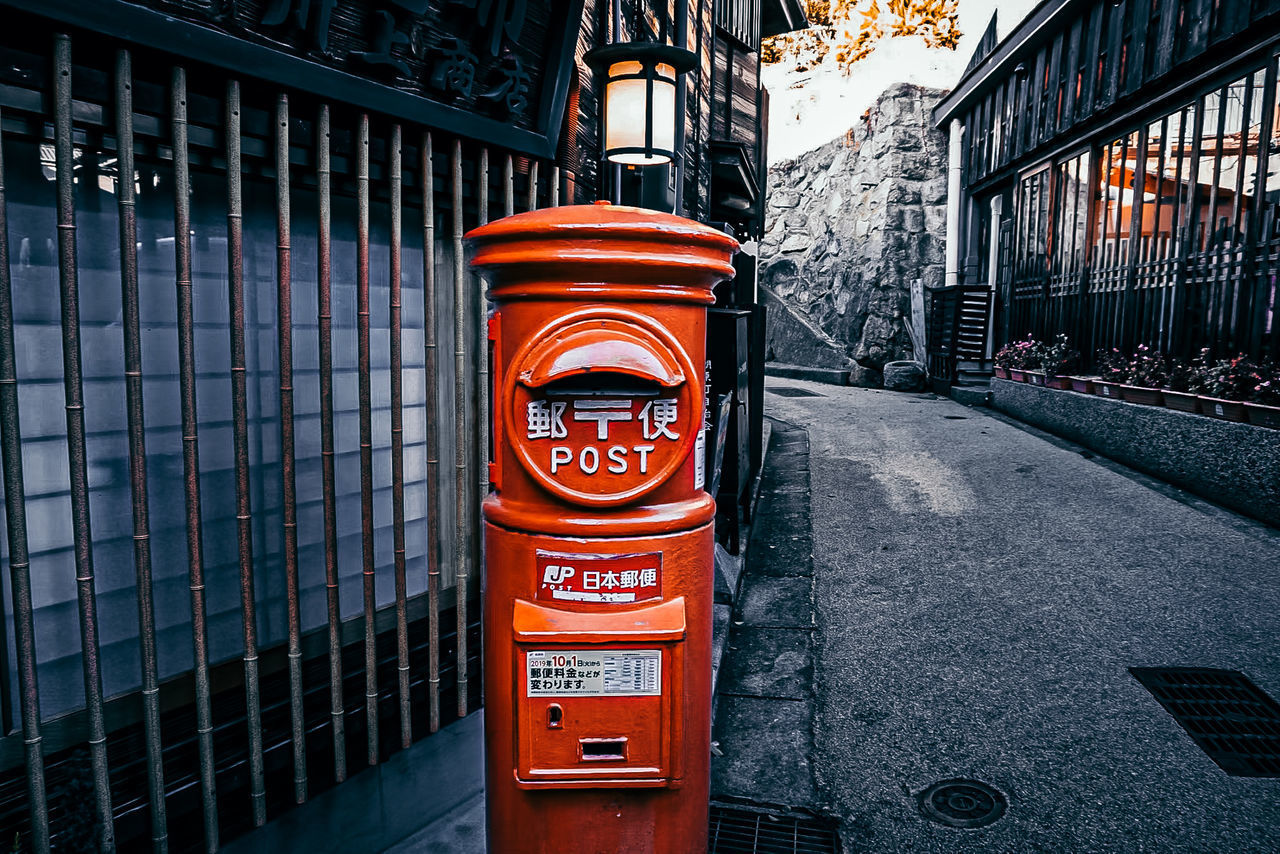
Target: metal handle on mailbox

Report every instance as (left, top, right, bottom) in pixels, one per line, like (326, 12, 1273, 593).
(512, 596, 687, 643)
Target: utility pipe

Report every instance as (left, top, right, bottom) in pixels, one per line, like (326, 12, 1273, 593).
(945, 119, 963, 287)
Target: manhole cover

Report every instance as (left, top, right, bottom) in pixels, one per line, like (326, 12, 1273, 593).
(917, 779, 1006, 829)
(709, 804, 840, 853)
(768, 387, 825, 398)
(1130, 667, 1280, 777)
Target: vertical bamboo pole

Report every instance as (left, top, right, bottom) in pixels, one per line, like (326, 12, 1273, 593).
(475, 151, 490, 709)
(504, 156, 515, 219)
(124, 52, 172, 854)
(422, 132, 442, 733)
(390, 124, 412, 748)
(452, 140, 469, 718)
(226, 79, 267, 827)
(0, 103, 52, 854)
(54, 35, 116, 853)
(316, 104, 347, 782)
(171, 61, 221, 839)
(357, 114, 380, 765)
(275, 92, 309, 804)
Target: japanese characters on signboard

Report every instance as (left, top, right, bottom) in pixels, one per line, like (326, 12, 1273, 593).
(515, 388, 693, 501)
(132, 0, 554, 128)
(536, 550, 662, 604)
(527, 395, 679, 469)
(502, 313, 704, 505)
(525, 649, 661, 697)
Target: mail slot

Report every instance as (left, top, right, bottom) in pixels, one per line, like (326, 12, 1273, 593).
(468, 203, 737, 853)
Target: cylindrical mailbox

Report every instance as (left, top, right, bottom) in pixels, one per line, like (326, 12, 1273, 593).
(468, 202, 737, 853)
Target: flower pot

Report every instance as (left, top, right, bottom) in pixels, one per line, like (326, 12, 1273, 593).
(993, 366, 1009, 379)
(1009, 369, 1027, 382)
(1198, 396, 1248, 422)
(1244, 401, 1280, 429)
(1045, 375, 1073, 390)
(1118, 384, 1164, 406)
(1093, 380, 1122, 399)
(1025, 371, 1046, 386)
(1068, 376, 1096, 394)
(1162, 390, 1199, 413)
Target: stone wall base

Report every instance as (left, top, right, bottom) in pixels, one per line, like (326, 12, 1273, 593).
(992, 379, 1280, 528)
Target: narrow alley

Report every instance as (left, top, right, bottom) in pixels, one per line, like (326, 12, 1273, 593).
(712, 379, 1280, 852)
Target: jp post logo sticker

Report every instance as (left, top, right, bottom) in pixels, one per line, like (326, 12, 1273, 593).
(535, 550, 663, 604)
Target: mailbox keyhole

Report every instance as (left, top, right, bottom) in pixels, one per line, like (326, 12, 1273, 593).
(546, 703, 562, 729)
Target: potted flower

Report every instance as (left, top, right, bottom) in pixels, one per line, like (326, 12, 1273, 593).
(1022, 338, 1047, 386)
(1161, 358, 1199, 413)
(1039, 334, 1080, 390)
(1244, 361, 1280, 429)
(1191, 351, 1254, 422)
(992, 343, 1014, 380)
(1005, 336, 1037, 383)
(1093, 348, 1127, 399)
(1117, 345, 1166, 406)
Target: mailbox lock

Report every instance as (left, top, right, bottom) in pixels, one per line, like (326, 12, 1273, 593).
(546, 703, 562, 729)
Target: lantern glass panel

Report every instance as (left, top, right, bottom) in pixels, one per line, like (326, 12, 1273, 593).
(605, 61, 677, 165)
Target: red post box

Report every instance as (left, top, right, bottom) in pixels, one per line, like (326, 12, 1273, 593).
(468, 202, 738, 853)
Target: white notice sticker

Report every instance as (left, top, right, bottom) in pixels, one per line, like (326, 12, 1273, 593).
(526, 649, 661, 697)
(694, 429, 706, 490)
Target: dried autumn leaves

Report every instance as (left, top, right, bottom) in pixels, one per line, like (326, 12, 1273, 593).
(762, 0, 961, 73)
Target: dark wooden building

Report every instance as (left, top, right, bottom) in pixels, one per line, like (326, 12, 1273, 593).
(0, 0, 803, 850)
(930, 0, 1280, 381)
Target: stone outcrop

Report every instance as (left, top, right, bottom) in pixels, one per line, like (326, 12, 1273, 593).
(759, 83, 948, 387)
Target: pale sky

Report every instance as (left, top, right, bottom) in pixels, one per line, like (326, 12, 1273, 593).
(764, 0, 1044, 163)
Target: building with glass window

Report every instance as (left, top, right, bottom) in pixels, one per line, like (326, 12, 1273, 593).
(930, 0, 1280, 382)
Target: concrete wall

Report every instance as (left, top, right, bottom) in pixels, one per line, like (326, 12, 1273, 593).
(992, 380, 1280, 528)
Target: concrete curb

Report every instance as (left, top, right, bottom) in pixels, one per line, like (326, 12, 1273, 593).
(710, 419, 772, 711)
(765, 362, 851, 386)
(949, 384, 992, 407)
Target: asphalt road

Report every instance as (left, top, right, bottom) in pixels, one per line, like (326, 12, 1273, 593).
(762, 378, 1280, 853)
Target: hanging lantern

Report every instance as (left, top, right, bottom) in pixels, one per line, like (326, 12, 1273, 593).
(585, 41, 697, 166)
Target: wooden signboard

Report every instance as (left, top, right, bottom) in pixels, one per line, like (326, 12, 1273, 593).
(8, 0, 584, 158)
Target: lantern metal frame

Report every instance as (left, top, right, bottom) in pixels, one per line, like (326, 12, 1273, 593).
(585, 41, 697, 165)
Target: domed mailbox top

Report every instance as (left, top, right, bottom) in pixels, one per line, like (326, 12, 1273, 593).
(466, 203, 739, 303)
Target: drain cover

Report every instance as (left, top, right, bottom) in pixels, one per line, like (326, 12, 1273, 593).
(708, 804, 840, 853)
(768, 387, 825, 398)
(917, 779, 1006, 829)
(1130, 667, 1280, 777)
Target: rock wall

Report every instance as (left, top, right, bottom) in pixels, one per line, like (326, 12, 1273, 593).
(759, 83, 948, 386)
